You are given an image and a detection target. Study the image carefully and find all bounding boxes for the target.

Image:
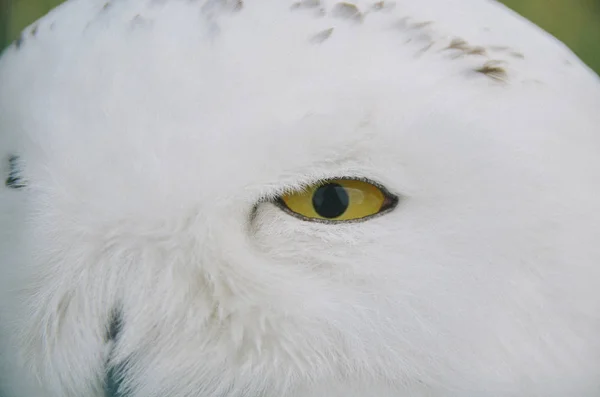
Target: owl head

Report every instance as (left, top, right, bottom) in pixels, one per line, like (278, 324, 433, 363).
(1, 1, 600, 396)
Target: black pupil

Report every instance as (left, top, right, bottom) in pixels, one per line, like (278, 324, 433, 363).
(312, 183, 350, 219)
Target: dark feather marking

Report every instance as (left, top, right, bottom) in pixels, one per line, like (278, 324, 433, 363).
(410, 20, 433, 29)
(5, 155, 25, 189)
(310, 27, 334, 43)
(489, 45, 510, 51)
(371, 1, 396, 12)
(105, 308, 126, 397)
(475, 60, 508, 82)
(466, 46, 487, 56)
(105, 361, 129, 397)
(415, 41, 434, 57)
(291, 0, 321, 10)
(106, 308, 123, 343)
(332, 2, 364, 22)
(14, 33, 24, 49)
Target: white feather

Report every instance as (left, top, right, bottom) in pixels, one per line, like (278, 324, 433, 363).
(1, 0, 599, 396)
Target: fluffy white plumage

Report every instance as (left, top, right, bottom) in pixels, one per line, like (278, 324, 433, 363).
(1, 0, 600, 396)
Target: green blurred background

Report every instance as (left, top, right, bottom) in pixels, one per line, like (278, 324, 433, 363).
(0, 0, 599, 74)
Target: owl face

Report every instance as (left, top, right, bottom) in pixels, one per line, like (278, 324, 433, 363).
(1, 1, 600, 396)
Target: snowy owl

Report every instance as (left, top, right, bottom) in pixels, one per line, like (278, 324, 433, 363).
(1, 0, 599, 396)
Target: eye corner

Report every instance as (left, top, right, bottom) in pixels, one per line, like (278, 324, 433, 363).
(272, 196, 300, 218)
(380, 189, 400, 211)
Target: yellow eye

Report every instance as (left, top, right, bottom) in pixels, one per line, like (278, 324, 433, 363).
(278, 179, 398, 222)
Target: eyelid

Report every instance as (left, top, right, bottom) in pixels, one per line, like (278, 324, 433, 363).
(281, 176, 397, 198)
